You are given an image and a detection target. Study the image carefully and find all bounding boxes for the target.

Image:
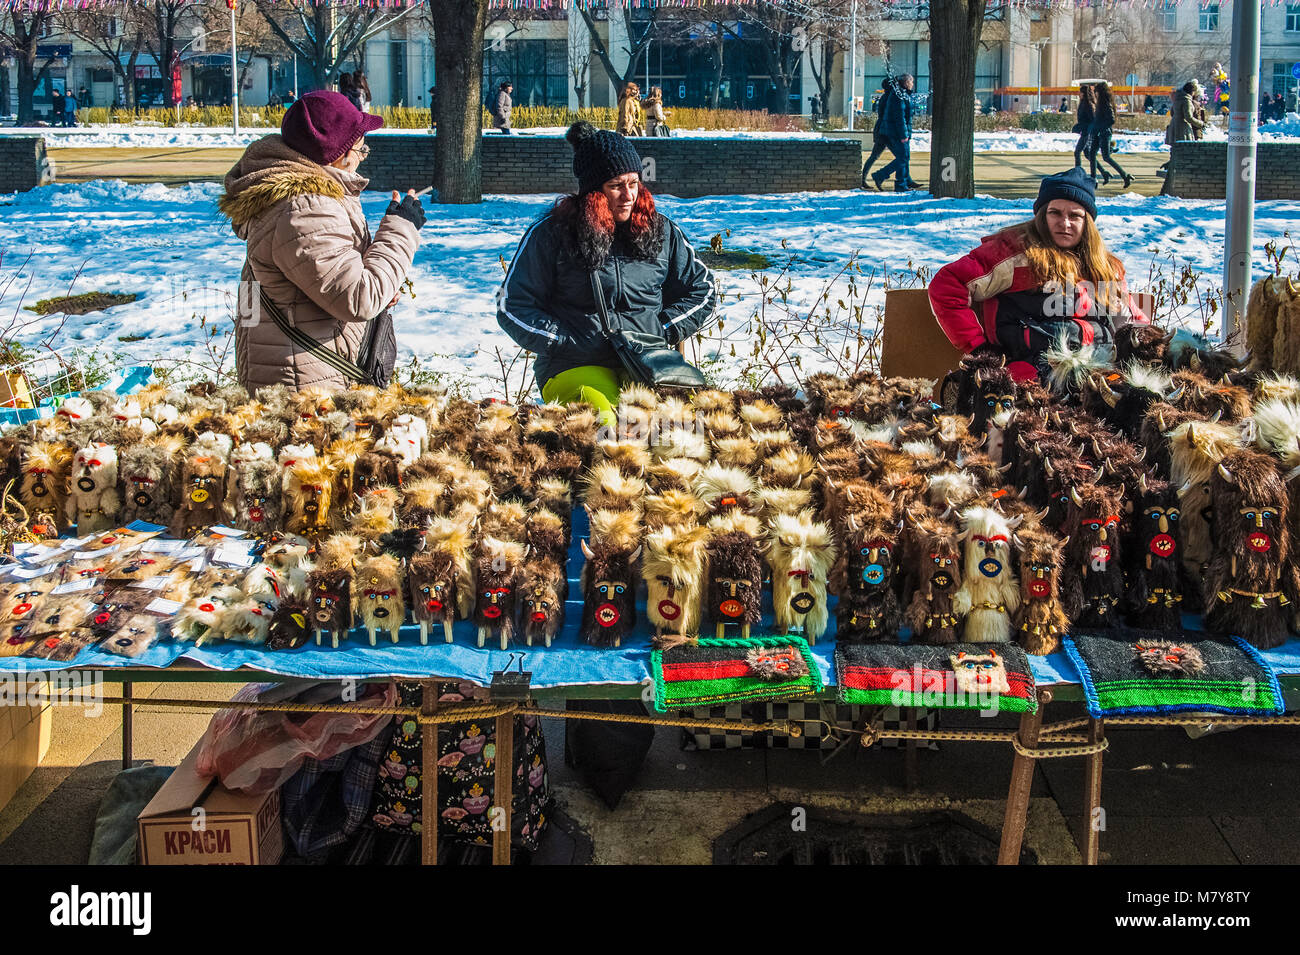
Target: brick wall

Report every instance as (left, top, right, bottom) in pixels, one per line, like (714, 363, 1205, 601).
(0, 137, 51, 194)
(358, 133, 861, 197)
(1165, 141, 1300, 200)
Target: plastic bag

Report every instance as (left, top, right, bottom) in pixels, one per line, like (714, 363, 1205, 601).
(195, 680, 398, 793)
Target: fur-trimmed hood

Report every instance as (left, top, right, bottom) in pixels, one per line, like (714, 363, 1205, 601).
(219, 134, 362, 235)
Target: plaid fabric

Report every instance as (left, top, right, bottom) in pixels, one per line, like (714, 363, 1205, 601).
(281, 727, 390, 863)
(680, 702, 939, 751)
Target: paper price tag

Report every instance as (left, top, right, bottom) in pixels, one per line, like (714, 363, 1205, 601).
(129, 577, 171, 591)
(9, 565, 57, 580)
(212, 546, 255, 569)
(52, 579, 95, 595)
(142, 539, 185, 554)
(145, 598, 184, 615)
(208, 526, 248, 539)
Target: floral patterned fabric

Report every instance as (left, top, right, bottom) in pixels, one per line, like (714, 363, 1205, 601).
(369, 681, 550, 852)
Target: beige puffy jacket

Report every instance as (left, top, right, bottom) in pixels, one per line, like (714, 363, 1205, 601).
(219, 135, 418, 393)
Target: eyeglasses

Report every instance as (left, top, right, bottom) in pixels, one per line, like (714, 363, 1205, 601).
(352, 142, 370, 158)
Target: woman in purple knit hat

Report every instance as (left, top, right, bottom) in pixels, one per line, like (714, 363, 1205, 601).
(219, 90, 426, 392)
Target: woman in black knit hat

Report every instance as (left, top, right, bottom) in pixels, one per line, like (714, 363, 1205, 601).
(495, 121, 718, 421)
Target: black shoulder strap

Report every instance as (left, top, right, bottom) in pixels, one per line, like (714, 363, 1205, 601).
(590, 271, 614, 336)
(258, 288, 367, 383)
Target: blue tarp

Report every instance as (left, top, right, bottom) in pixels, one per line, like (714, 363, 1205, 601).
(2, 506, 1300, 689)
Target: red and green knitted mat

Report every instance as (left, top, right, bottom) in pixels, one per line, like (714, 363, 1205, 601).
(1063, 630, 1284, 718)
(834, 642, 1038, 713)
(651, 635, 823, 711)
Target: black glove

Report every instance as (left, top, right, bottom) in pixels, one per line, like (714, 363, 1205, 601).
(385, 194, 426, 230)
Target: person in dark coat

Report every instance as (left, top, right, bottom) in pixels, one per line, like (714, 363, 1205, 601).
(496, 121, 719, 423)
(492, 81, 513, 134)
(1087, 81, 1131, 188)
(860, 81, 895, 186)
(51, 87, 64, 125)
(1073, 83, 1096, 168)
(929, 168, 1149, 382)
(865, 74, 917, 191)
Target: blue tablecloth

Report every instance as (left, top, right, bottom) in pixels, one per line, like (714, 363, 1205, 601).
(4, 511, 1300, 690)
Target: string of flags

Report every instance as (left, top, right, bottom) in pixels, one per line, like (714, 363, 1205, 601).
(1, 0, 1286, 12)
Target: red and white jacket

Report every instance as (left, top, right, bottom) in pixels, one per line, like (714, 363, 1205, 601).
(928, 229, 1148, 382)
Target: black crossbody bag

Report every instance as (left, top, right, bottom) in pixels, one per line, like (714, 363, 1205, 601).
(260, 288, 396, 388)
(589, 272, 705, 391)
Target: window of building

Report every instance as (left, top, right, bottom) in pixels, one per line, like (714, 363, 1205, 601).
(482, 38, 567, 107)
(1199, 2, 1219, 31)
(1287, 3, 1300, 31)
(1274, 62, 1297, 96)
(1161, 0, 1178, 32)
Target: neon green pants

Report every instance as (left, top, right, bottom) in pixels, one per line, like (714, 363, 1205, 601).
(540, 365, 622, 427)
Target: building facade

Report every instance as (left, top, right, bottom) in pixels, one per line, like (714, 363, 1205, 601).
(8, 1, 1292, 121)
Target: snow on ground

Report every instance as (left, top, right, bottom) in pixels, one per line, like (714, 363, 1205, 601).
(8, 114, 1298, 153)
(0, 179, 1296, 394)
(4, 113, 1298, 152)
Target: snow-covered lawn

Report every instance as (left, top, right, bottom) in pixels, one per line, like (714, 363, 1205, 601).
(1, 179, 1296, 394)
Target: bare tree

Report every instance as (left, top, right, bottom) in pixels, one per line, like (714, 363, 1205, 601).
(60, 8, 148, 110)
(2, 7, 60, 124)
(254, 0, 417, 90)
(199, 1, 289, 104)
(737, 0, 807, 113)
(428, 0, 491, 203)
(567, 2, 591, 108)
(574, 3, 660, 96)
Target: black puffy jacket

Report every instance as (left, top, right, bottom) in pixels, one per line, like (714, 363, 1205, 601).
(496, 210, 719, 387)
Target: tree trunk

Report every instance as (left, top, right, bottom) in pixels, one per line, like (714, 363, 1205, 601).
(16, 52, 35, 126)
(710, 25, 724, 108)
(429, 0, 489, 204)
(928, 0, 986, 199)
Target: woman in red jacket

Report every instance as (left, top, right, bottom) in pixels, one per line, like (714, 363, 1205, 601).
(928, 167, 1147, 382)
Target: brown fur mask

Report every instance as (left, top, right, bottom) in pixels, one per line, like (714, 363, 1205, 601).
(1011, 528, 1069, 655)
(1205, 448, 1291, 649)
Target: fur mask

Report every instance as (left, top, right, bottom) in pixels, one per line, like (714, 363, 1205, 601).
(706, 515, 763, 639)
(171, 441, 229, 537)
(356, 553, 405, 645)
(20, 442, 72, 535)
(1010, 528, 1069, 655)
(1205, 448, 1292, 650)
(474, 537, 527, 649)
(521, 558, 567, 648)
(306, 568, 354, 648)
(286, 457, 337, 539)
(768, 511, 837, 644)
(230, 455, 283, 534)
(119, 437, 183, 529)
(642, 523, 709, 640)
(66, 441, 120, 535)
(1127, 475, 1185, 630)
(580, 509, 642, 648)
(835, 513, 902, 643)
(956, 506, 1021, 643)
(903, 515, 966, 646)
(409, 548, 462, 645)
(1061, 483, 1125, 628)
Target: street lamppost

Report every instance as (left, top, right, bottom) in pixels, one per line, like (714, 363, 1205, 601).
(227, 0, 239, 135)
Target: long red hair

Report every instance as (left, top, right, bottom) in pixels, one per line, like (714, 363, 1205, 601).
(553, 181, 662, 270)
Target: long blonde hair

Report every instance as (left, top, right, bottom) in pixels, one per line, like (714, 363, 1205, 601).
(1003, 208, 1125, 311)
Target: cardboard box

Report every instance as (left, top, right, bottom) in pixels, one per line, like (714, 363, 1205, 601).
(879, 288, 1159, 382)
(0, 699, 50, 813)
(138, 745, 283, 865)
